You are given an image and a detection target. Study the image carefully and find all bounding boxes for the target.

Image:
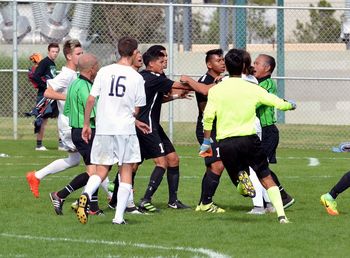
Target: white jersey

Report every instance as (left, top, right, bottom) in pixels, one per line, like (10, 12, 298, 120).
(90, 63, 146, 135)
(47, 66, 77, 131)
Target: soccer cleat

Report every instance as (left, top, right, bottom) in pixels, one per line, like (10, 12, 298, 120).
(236, 182, 249, 197)
(71, 200, 78, 212)
(139, 199, 159, 212)
(126, 206, 148, 215)
(35, 146, 48, 151)
(49, 192, 64, 215)
(76, 193, 89, 224)
(196, 202, 225, 213)
(112, 219, 127, 225)
(237, 170, 256, 198)
(168, 200, 190, 209)
(278, 216, 290, 224)
(89, 209, 105, 216)
(320, 194, 339, 216)
(265, 202, 276, 213)
(283, 194, 295, 209)
(26, 171, 40, 198)
(247, 206, 265, 215)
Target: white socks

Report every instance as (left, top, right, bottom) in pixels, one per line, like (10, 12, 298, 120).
(35, 152, 81, 180)
(113, 182, 132, 224)
(84, 174, 102, 200)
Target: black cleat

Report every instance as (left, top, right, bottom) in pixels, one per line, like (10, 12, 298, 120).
(139, 199, 159, 212)
(168, 200, 190, 209)
(49, 192, 64, 215)
(282, 194, 295, 209)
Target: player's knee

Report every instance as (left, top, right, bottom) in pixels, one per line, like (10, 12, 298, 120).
(66, 152, 81, 167)
(166, 152, 179, 167)
(210, 161, 225, 175)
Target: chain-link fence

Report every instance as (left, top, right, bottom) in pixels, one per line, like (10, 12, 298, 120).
(1, 0, 350, 150)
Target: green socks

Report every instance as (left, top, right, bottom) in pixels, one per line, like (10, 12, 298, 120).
(267, 186, 285, 218)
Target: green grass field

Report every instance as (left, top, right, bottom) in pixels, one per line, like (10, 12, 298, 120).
(1, 139, 350, 257)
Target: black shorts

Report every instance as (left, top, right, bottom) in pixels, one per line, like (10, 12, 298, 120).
(218, 134, 271, 180)
(71, 128, 95, 165)
(261, 124, 279, 163)
(137, 125, 175, 160)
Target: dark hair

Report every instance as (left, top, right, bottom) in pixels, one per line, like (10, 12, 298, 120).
(48, 43, 59, 51)
(260, 54, 276, 73)
(242, 50, 254, 75)
(63, 39, 82, 59)
(147, 45, 166, 53)
(224, 49, 244, 76)
(118, 36, 138, 57)
(143, 48, 165, 67)
(205, 49, 223, 63)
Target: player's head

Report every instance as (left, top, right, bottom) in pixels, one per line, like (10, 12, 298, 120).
(143, 48, 165, 74)
(78, 53, 99, 81)
(241, 50, 254, 76)
(253, 54, 275, 79)
(132, 50, 143, 71)
(47, 43, 60, 61)
(118, 36, 139, 58)
(147, 45, 167, 69)
(63, 39, 83, 69)
(224, 48, 244, 76)
(205, 49, 225, 75)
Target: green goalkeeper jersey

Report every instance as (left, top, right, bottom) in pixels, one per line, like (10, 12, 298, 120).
(64, 75, 96, 128)
(256, 76, 277, 127)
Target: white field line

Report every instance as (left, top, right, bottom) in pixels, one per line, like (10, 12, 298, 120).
(308, 157, 320, 166)
(0, 233, 230, 258)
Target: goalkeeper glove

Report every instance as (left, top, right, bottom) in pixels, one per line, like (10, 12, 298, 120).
(288, 100, 297, 110)
(199, 138, 213, 157)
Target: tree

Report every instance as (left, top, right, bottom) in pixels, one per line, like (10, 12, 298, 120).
(293, 0, 341, 43)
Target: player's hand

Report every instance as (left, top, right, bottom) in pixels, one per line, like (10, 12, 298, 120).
(136, 120, 151, 134)
(288, 100, 297, 110)
(199, 138, 213, 157)
(81, 126, 92, 144)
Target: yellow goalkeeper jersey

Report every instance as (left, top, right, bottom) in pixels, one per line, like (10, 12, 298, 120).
(203, 77, 292, 140)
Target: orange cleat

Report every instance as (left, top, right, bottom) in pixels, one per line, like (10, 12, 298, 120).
(26, 171, 40, 198)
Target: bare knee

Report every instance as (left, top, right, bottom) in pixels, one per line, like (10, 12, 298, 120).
(210, 161, 225, 175)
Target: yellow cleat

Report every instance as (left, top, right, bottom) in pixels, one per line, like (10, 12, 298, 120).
(320, 194, 339, 216)
(196, 202, 225, 213)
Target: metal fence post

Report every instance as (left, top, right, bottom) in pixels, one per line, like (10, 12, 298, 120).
(235, 0, 246, 49)
(277, 0, 285, 123)
(12, 0, 18, 140)
(168, 2, 174, 141)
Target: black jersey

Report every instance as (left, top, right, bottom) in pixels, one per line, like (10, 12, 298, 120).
(137, 70, 173, 131)
(33, 56, 57, 94)
(195, 72, 217, 144)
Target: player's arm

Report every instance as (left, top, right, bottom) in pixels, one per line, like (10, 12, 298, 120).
(179, 75, 214, 96)
(44, 85, 66, 100)
(258, 88, 296, 111)
(82, 95, 95, 143)
(32, 61, 47, 91)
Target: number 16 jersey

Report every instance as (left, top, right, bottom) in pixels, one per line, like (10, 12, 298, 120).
(90, 63, 146, 135)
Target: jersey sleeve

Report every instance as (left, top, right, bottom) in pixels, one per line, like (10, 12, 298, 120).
(135, 76, 146, 107)
(203, 87, 217, 131)
(47, 70, 72, 93)
(90, 70, 102, 97)
(257, 87, 292, 111)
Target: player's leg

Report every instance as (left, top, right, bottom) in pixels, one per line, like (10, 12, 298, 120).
(262, 125, 294, 209)
(36, 118, 48, 151)
(247, 168, 266, 215)
(26, 152, 81, 198)
(320, 171, 350, 215)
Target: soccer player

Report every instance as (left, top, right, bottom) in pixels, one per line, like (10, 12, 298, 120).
(26, 39, 83, 198)
(254, 54, 295, 209)
(320, 171, 350, 216)
(137, 47, 192, 212)
(200, 48, 296, 223)
(49, 53, 105, 216)
(31, 43, 60, 151)
(77, 36, 147, 225)
(192, 49, 227, 213)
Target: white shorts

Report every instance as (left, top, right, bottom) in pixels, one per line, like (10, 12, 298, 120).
(59, 128, 77, 152)
(91, 135, 141, 166)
